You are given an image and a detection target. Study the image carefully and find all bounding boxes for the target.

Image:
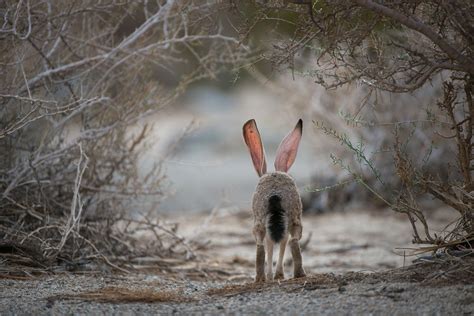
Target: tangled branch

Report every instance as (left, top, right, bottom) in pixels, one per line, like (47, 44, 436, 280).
(0, 0, 251, 272)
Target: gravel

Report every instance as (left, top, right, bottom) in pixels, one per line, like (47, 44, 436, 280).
(1, 273, 472, 315)
(2, 210, 472, 315)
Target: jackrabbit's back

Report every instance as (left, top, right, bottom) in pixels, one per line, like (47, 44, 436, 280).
(252, 171, 302, 222)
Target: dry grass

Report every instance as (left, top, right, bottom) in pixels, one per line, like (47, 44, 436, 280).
(207, 274, 341, 297)
(48, 286, 193, 304)
(207, 256, 474, 297)
(380, 256, 474, 286)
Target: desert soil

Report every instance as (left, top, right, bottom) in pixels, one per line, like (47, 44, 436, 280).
(1, 208, 473, 315)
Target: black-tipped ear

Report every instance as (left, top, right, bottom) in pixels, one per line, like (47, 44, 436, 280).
(274, 119, 302, 172)
(243, 119, 267, 177)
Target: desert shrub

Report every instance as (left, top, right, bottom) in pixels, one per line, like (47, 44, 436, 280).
(229, 1, 473, 251)
(0, 0, 251, 270)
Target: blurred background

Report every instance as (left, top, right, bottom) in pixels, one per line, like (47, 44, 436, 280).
(1, 1, 471, 271)
(150, 82, 316, 213)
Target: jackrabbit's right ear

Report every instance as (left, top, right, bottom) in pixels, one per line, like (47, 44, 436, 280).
(274, 119, 303, 172)
(243, 119, 267, 177)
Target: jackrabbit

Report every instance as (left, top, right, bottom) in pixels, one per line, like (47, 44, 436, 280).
(243, 119, 306, 282)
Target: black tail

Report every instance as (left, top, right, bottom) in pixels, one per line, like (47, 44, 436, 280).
(267, 195, 286, 243)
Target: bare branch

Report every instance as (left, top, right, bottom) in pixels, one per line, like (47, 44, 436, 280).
(353, 0, 474, 74)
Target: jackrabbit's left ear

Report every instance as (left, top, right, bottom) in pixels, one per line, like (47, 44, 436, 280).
(274, 119, 303, 172)
(243, 119, 267, 177)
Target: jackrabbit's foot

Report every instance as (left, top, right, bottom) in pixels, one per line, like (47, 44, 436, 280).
(293, 268, 306, 279)
(255, 274, 266, 283)
(274, 270, 284, 280)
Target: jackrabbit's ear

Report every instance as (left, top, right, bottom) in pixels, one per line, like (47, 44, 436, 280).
(243, 119, 267, 177)
(274, 119, 303, 172)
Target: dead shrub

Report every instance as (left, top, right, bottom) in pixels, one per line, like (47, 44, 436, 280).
(0, 1, 252, 272)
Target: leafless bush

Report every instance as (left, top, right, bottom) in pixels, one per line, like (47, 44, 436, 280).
(229, 1, 473, 251)
(0, 0, 251, 271)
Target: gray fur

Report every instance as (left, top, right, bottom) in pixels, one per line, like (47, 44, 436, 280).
(255, 244, 266, 283)
(244, 119, 306, 282)
(252, 172, 306, 281)
(290, 238, 305, 278)
(252, 172, 302, 237)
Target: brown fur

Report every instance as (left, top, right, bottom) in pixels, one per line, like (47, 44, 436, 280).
(252, 172, 305, 281)
(243, 119, 305, 282)
(252, 172, 302, 237)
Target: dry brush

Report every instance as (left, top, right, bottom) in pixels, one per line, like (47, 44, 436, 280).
(230, 0, 473, 253)
(0, 0, 251, 272)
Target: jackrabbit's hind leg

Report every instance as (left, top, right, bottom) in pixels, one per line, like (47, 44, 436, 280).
(274, 234, 288, 280)
(289, 223, 306, 278)
(253, 224, 266, 283)
(265, 235, 274, 280)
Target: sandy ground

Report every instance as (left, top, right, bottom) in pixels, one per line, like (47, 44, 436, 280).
(1, 209, 473, 315)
